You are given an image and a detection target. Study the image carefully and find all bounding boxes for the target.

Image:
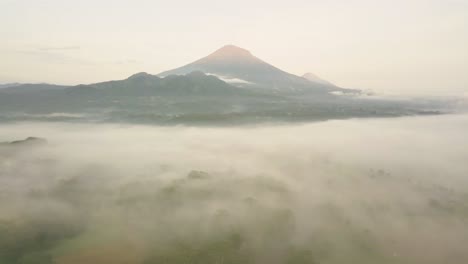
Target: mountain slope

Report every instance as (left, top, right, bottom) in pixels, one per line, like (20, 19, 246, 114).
(0, 83, 69, 94)
(159, 45, 341, 94)
(65, 71, 265, 97)
(0, 83, 22, 89)
(303, 72, 336, 86)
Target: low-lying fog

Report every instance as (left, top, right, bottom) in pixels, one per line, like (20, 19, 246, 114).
(1, 114, 468, 264)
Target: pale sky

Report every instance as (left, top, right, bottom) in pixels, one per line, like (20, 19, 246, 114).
(1, 0, 467, 95)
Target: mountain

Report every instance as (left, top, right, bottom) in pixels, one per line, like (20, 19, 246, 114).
(159, 45, 343, 94)
(303, 72, 336, 86)
(0, 83, 22, 89)
(0, 45, 438, 125)
(1, 45, 350, 96)
(0, 83, 69, 94)
(66, 71, 259, 97)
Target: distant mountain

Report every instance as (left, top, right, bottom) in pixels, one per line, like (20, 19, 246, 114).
(159, 45, 345, 94)
(0, 45, 441, 125)
(0, 83, 69, 94)
(66, 71, 261, 97)
(2, 45, 351, 96)
(302, 72, 336, 87)
(0, 83, 22, 89)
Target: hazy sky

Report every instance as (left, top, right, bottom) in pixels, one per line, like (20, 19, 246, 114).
(1, 0, 467, 95)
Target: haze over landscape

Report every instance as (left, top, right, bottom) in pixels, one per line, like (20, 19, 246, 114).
(1, 0, 468, 95)
(1, 1, 468, 264)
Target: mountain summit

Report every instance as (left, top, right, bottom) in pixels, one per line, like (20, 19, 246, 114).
(202, 45, 260, 63)
(159, 45, 341, 94)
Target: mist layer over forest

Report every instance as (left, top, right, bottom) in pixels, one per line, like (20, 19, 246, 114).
(1, 114, 468, 264)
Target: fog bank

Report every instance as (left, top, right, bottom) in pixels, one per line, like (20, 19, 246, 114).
(1, 115, 468, 264)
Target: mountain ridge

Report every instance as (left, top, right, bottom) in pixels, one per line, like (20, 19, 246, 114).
(1, 45, 352, 96)
(159, 45, 344, 94)
(303, 72, 336, 87)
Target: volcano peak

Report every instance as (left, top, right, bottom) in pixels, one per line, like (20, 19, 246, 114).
(158, 45, 338, 93)
(213, 45, 251, 54)
(203, 45, 257, 62)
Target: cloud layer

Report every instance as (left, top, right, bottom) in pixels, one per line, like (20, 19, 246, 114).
(1, 115, 468, 263)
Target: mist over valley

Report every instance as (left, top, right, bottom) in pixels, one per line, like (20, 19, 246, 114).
(1, 2, 468, 261)
(1, 114, 468, 263)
